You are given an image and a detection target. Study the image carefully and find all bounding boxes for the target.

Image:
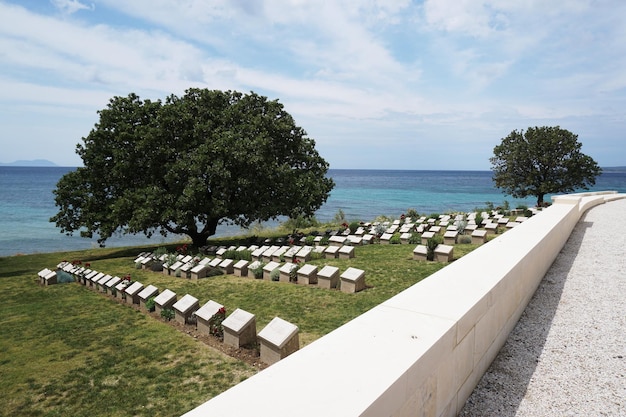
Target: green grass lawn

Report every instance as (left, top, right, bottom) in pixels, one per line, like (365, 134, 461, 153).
(0, 238, 480, 417)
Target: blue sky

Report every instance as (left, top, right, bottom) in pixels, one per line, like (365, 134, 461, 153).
(1, 0, 625, 169)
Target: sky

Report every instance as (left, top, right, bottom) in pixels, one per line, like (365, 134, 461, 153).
(1, 0, 625, 170)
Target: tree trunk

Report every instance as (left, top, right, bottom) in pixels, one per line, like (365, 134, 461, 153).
(536, 194, 544, 207)
(187, 218, 220, 247)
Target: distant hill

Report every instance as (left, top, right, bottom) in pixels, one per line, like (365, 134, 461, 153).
(602, 166, 626, 173)
(0, 159, 58, 167)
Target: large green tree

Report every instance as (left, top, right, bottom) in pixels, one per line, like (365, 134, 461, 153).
(490, 126, 601, 206)
(51, 89, 335, 247)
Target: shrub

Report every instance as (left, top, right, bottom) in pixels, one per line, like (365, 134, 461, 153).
(475, 214, 484, 227)
(389, 233, 402, 244)
(305, 235, 316, 246)
(209, 307, 226, 339)
(426, 235, 443, 261)
(270, 268, 280, 282)
(459, 235, 472, 244)
(281, 215, 319, 231)
(135, 261, 142, 269)
(161, 308, 175, 321)
(348, 221, 360, 234)
(289, 263, 300, 282)
(251, 262, 265, 279)
(145, 297, 156, 312)
(153, 246, 168, 257)
(319, 236, 330, 246)
(406, 208, 419, 219)
(222, 249, 252, 261)
(150, 261, 163, 272)
(408, 232, 421, 244)
(205, 267, 223, 278)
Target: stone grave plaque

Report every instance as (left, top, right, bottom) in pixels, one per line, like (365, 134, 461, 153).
(413, 245, 428, 261)
(233, 260, 249, 277)
(138, 284, 159, 310)
(172, 294, 199, 324)
(223, 308, 257, 349)
(195, 300, 224, 335)
(258, 317, 299, 365)
(340, 267, 365, 293)
(153, 289, 177, 315)
(296, 264, 318, 285)
(317, 265, 340, 289)
(124, 281, 144, 305)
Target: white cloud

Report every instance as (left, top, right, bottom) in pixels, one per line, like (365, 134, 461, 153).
(51, 0, 93, 15)
(0, 0, 625, 168)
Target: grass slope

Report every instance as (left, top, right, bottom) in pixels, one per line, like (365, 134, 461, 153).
(0, 239, 479, 416)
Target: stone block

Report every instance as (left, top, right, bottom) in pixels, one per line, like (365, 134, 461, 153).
(169, 261, 185, 275)
(362, 234, 374, 244)
(208, 258, 222, 268)
(97, 274, 112, 292)
(38, 268, 52, 285)
(263, 261, 281, 281)
(379, 233, 393, 244)
(443, 230, 458, 245)
(223, 308, 257, 349)
(413, 245, 428, 261)
(172, 294, 199, 325)
(190, 264, 208, 280)
(43, 270, 57, 286)
(471, 229, 487, 245)
(278, 262, 296, 283)
(195, 300, 224, 335)
(179, 262, 193, 279)
(104, 276, 121, 294)
(400, 232, 412, 244)
(114, 281, 129, 300)
(485, 223, 498, 235)
(251, 246, 267, 260)
(219, 258, 234, 274)
(340, 267, 366, 293)
(421, 231, 435, 245)
(262, 246, 280, 262)
(324, 246, 339, 259)
(233, 260, 249, 277)
(258, 317, 299, 365)
(434, 244, 454, 262)
(295, 246, 312, 262)
(346, 235, 363, 245)
(154, 289, 177, 315)
(338, 245, 355, 259)
(317, 265, 340, 289)
(328, 235, 346, 247)
(271, 246, 289, 262)
(124, 281, 144, 305)
(296, 264, 318, 285)
(138, 284, 159, 311)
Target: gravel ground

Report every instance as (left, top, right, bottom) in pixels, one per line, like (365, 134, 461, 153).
(459, 198, 626, 417)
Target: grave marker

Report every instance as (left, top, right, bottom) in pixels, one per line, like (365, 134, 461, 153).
(257, 317, 299, 365)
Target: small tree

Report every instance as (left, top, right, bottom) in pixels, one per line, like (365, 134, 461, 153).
(490, 126, 601, 206)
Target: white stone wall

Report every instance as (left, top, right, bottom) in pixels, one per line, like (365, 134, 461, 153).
(181, 191, 623, 417)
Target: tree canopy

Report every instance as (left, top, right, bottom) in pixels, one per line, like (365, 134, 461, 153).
(51, 89, 335, 247)
(490, 126, 601, 206)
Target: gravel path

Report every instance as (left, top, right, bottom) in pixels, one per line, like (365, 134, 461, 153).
(459, 198, 626, 417)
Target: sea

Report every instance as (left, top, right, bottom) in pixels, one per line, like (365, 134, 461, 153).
(1, 167, 625, 257)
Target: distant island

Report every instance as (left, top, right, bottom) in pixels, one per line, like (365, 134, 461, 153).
(0, 159, 58, 167)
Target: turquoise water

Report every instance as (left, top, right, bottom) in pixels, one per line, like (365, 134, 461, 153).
(1, 167, 624, 256)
